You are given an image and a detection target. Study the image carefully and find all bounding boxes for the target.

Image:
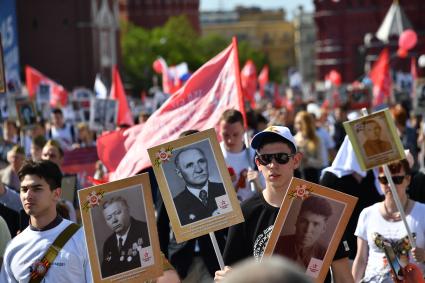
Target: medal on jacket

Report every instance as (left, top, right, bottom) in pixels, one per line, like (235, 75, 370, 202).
(127, 248, 133, 262)
(137, 237, 143, 247)
(132, 243, 138, 256)
(30, 259, 50, 279)
(120, 250, 125, 262)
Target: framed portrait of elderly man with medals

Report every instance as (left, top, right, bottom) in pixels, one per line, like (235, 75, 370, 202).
(78, 173, 163, 282)
(263, 178, 357, 283)
(148, 128, 244, 243)
(343, 109, 405, 170)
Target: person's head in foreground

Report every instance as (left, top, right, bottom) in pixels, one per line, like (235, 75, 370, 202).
(221, 256, 312, 283)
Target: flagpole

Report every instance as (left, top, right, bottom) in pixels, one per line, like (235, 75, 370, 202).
(361, 108, 416, 249)
(209, 232, 224, 270)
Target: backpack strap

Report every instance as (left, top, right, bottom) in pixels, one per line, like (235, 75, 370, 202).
(29, 223, 80, 283)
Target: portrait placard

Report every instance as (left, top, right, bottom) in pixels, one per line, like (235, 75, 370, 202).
(148, 128, 244, 243)
(78, 173, 162, 282)
(263, 178, 357, 283)
(343, 109, 405, 170)
(0, 36, 6, 94)
(15, 99, 37, 128)
(90, 98, 117, 131)
(414, 80, 425, 115)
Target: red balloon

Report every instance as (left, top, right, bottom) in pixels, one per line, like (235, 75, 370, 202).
(399, 29, 418, 51)
(329, 69, 342, 86)
(152, 60, 163, 74)
(397, 48, 408, 58)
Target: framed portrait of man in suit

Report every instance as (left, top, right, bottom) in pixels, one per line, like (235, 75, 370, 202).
(15, 99, 37, 128)
(148, 128, 244, 243)
(90, 98, 117, 131)
(343, 109, 405, 170)
(78, 173, 163, 282)
(263, 178, 357, 283)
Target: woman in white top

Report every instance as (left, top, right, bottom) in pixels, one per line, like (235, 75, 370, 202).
(352, 158, 425, 282)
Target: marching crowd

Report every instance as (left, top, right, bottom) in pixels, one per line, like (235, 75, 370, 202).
(0, 96, 425, 282)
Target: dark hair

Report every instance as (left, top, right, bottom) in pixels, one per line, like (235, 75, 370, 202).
(256, 134, 296, 154)
(179, 129, 199, 138)
(102, 196, 129, 210)
(378, 159, 411, 175)
(18, 160, 63, 191)
(220, 109, 244, 125)
(299, 196, 332, 220)
(52, 108, 63, 115)
(32, 135, 47, 149)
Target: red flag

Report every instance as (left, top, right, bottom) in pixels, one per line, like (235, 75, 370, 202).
(240, 60, 257, 109)
(258, 65, 269, 98)
(111, 38, 245, 180)
(97, 124, 144, 172)
(411, 56, 417, 100)
(153, 57, 174, 94)
(25, 66, 68, 107)
(370, 49, 391, 107)
(110, 66, 134, 126)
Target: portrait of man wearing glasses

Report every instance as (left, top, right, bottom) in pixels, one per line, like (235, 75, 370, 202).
(172, 146, 226, 226)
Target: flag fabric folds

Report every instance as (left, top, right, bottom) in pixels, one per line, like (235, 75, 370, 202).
(258, 65, 269, 98)
(110, 66, 134, 126)
(25, 66, 68, 107)
(370, 48, 391, 107)
(240, 60, 257, 109)
(94, 74, 107, 99)
(111, 38, 244, 180)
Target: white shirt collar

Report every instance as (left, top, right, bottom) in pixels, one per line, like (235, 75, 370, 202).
(187, 182, 209, 202)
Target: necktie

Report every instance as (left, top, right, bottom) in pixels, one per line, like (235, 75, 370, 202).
(199, 190, 208, 206)
(118, 237, 123, 251)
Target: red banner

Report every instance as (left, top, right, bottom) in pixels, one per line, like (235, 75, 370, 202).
(62, 147, 98, 189)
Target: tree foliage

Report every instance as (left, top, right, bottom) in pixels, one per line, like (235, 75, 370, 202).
(121, 16, 270, 95)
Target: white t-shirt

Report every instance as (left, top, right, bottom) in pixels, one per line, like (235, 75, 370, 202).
(220, 142, 264, 202)
(50, 124, 74, 150)
(355, 202, 425, 283)
(0, 218, 92, 283)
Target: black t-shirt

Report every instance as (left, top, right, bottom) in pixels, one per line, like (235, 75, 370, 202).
(223, 192, 349, 282)
(408, 171, 425, 204)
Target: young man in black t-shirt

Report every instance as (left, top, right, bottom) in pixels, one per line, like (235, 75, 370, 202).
(215, 126, 354, 283)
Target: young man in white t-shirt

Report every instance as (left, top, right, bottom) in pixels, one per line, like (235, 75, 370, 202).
(218, 109, 263, 202)
(0, 160, 92, 282)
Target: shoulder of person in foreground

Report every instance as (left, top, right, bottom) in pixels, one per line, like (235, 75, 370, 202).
(217, 256, 312, 283)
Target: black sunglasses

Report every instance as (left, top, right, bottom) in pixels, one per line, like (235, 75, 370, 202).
(378, 175, 406, 185)
(256, 152, 295, 166)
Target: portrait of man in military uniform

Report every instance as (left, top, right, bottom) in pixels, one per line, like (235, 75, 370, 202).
(100, 196, 150, 278)
(362, 119, 392, 157)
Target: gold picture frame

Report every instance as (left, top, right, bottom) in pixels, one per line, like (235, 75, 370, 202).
(263, 178, 357, 283)
(0, 36, 6, 94)
(15, 99, 37, 128)
(78, 173, 163, 282)
(148, 128, 244, 243)
(343, 109, 405, 170)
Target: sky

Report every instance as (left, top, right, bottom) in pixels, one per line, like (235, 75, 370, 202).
(200, 0, 314, 18)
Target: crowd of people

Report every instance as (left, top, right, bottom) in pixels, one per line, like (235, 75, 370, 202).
(0, 91, 425, 283)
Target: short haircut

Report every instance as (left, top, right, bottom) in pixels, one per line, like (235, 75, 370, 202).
(378, 159, 411, 175)
(174, 147, 205, 169)
(52, 108, 63, 115)
(256, 135, 296, 154)
(8, 145, 25, 156)
(32, 135, 47, 149)
(220, 109, 244, 125)
(102, 196, 129, 210)
(44, 139, 64, 157)
(77, 122, 89, 131)
(299, 196, 332, 220)
(18, 160, 63, 191)
(179, 129, 199, 138)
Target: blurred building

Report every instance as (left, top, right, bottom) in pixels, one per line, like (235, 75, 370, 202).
(201, 7, 295, 78)
(119, 0, 200, 32)
(17, 0, 120, 90)
(293, 6, 316, 84)
(314, 0, 425, 83)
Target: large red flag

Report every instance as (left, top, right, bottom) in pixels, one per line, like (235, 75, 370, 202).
(111, 38, 245, 180)
(258, 65, 269, 98)
(25, 66, 68, 107)
(370, 49, 391, 107)
(110, 66, 134, 126)
(97, 124, 144, 172)
(240, 60, 257, 109)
